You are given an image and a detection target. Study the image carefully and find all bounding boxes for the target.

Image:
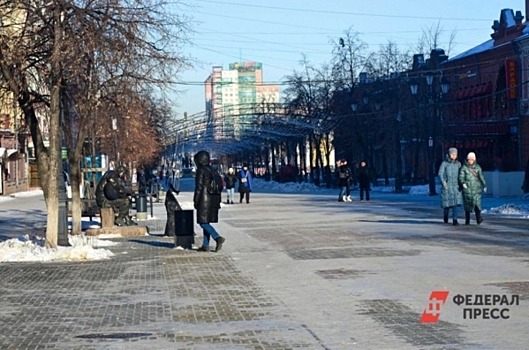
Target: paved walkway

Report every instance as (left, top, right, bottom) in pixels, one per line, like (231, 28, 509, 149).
(0, 183, 528, 349)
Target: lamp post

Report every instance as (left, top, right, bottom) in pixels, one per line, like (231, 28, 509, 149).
(395, 110, 403, 193)
(351, 93, 371, 164)
(409, 74, 450, 196)
(351, 94, 379, 186)
(111, 116, 119, 166)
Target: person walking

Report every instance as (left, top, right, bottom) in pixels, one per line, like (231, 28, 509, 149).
(224, 167, 237, 204)
(459, 152, 487, 225)
(438, 147, 463, 225)
(357, 161, 371, 201)
(237, 163, 253, 203)
(193, 150, 226, 252)
(337, 159, 352, 202)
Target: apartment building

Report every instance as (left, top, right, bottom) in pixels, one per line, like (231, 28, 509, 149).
(205, 61, 280, 139)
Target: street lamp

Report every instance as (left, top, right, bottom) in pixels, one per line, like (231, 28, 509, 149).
(111, 116, 119, 166)
(351, 94, 380, 185)
(394, 109, 403, 193)
(409, 74, 450, 196)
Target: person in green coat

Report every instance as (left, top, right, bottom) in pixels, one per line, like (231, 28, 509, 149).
(458, 152, 487, 225)
(438, 147, 463, 225)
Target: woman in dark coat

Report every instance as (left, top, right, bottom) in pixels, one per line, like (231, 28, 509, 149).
(336, 159, 352, 202)
(193, 150, 225, 251)
(438, 147, 463, 225)
(224, 167, 237, 204)
(357, 161, 371, 201)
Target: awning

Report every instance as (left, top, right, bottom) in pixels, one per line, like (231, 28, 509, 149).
(455, 82, 493, 99)
(449, 122, 510, 136)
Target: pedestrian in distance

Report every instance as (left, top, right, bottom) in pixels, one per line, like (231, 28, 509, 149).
(459, 152, 487, 225)
(357, 161, 371, 201)
(237, 163, 253, 203)
(337, 159, 352, 202)
(193, 150, 226, 252)
(438, 147, 463, 225)
(224, 167, 237, 204)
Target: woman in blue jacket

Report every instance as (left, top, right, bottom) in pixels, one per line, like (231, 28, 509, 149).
(237, 163, 253, 204)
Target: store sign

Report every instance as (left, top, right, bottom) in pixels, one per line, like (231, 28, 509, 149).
(505, 59, 518, 100)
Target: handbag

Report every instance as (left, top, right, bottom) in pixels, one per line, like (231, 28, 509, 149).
(241, 172, 248, 183)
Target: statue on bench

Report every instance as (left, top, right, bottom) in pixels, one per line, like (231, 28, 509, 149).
(95, 166, 137, 226)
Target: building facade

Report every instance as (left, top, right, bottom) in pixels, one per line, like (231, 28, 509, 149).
(440, 7, 529, 171)
(0, 96, 30, 195)
(204, 61, 280, 140)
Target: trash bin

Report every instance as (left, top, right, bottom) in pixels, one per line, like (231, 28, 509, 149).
(174, 209, 194, 249)
(136, 194, 148, 220)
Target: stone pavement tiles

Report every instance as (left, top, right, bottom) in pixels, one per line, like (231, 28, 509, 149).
(0, 236, 322, 349)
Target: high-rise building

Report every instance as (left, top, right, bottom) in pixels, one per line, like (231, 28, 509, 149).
(205, 61, 280, 139)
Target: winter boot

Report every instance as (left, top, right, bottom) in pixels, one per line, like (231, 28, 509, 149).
(453, 219, 459, 226)
(475, 209, 483, 225)
(465, 211, 471, 225)
(215, 236, 226, 252)
(125, 216, 138, 226)
(443, 208, 449, 224)
(115, 216, 127, 227)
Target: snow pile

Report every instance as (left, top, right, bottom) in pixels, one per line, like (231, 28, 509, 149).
(408, 184, 442, 195)
(483, 204, 529, 218)
(252, 178, 332, 192)
(0, 234, 115, 263)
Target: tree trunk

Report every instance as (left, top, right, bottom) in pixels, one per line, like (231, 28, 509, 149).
(45, 83, 62, 248)
(382, 149, 389, 186)
(45, 6, 66, 248)
(308, 134, 315, 184)
(69, 155, 83, 235)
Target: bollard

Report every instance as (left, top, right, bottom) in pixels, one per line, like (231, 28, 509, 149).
(174, 209, 194, 249)
(136, 194, 148, 220)
(149, 191, 154, 218)
(158, 188, 165, 202)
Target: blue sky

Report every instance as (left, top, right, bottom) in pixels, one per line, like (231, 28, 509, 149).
(173, 0, 526, 118)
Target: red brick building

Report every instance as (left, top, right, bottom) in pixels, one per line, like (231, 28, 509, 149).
(440, 5, 529, 171)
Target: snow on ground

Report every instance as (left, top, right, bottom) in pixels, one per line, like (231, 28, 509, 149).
(0, 234, 115, 263)
(1, 180, 528, 263)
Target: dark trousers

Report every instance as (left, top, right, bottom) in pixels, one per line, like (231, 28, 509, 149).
(359, 187, 370, 201)
(103, 198, 130, 219)
(239, 191, 250, 203)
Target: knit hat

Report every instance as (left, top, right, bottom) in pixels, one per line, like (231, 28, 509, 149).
(448, 147, 458, 155)
(467, 152, 476, 160)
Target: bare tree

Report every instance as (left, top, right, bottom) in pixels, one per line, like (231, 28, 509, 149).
(414, 21, 457, 57)
(283, 56, 335, 185)
(330, 27, 369, 92)
(0, 0, 191, 244)
(367, 41, 412, 79)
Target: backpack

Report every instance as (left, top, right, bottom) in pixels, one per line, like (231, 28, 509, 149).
(208, 169, 224, 195)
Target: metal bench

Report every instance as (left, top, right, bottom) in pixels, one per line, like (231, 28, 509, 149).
(80, 199, 101, 221)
